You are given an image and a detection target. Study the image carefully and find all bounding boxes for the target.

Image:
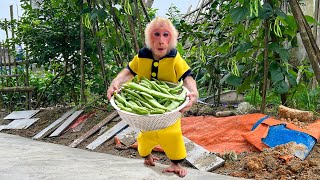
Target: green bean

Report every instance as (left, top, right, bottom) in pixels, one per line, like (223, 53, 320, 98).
(139, 81, 151, 89)
(170, 80, 183, 91)
(115, 99, 134, 113)
(138, 99, 154, 109)
(163, 100, 172, 107)
(166, 88, 187, 111)
(125, 82, 184, 101)
(149, 109, 166, 114)
(141, 78, 162, 92)
(136, 91, 154, 99)
(166, 101, 182, 111)
(131, 106, 149, 115)
(159, 81, 170, 88)
(128, 100, 139, 107)
(122, 88, 141, 99)
(158, 98, 167, 104)
(141, 94, 168, 110)
(114, 93, 130, 106)
(150, 81, 171, 95)
(152, 78, 162, 84)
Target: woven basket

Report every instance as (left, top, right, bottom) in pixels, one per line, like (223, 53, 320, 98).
(110, 87, 189, 131)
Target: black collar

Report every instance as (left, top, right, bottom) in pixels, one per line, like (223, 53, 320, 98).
(138, 47, 177, 60)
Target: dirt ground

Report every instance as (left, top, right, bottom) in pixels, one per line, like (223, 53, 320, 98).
(0, 104, 319, 180)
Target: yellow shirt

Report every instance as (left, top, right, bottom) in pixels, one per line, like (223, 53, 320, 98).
(128, 48, 191, 83)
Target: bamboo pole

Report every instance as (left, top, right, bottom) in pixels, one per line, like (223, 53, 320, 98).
(4, 19, 12, 80)
(0, 42, 3, 85)
(0, 43, 2, 109)
(10, 5, 18, 86)
(2, 41, 8, 87)
(288, 0, 320, 83)
(25, 48, 31, 109)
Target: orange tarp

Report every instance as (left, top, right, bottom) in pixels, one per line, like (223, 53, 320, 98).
(181, 113, 266, 154)
(181, 114, 320, 154)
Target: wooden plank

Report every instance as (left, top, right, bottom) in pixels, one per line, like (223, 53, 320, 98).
(115, 126, 140, 147)
(50, 110, 83, 137)
(32, 109, 75, 139)
(69, 111, 118, 148)
(0, 74, 20, 78)
(184, 136, 225, 172)
(86, 120, 128, 150)
(0, 60, 25, 67)
(98, 116, 121, 135)
(0, 86, 34, 92)
(114, 129, 225, 171)
(0, 118, 39, 130)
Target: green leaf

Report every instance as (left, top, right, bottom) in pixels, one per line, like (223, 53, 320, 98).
(286, 71, 297, 87)
(177, 43, 185, 56)
(305, 15, 320, 25)
(237, 76, 252, 93)
(230, 6, 249, 23)
(259, 3, 273, 19)
(284, 15, 298, 30)
(225, 75, 243, 87)
(274, 8, 287, 18)
(238, 42, 252, 53)
(231, 24, 245, 36)
(269, 63, 284, 83)
(216, 42, 230, 53)
(268, 42, 290, 63)
(97, 9, 108, 22)
(274, 80, 289, 94)
(277, 48, 290, 63)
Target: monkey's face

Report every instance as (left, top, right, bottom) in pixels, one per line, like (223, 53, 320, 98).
(150, 27, 172, 60)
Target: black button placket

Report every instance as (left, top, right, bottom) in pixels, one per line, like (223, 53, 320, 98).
(151, 60, 159, 79)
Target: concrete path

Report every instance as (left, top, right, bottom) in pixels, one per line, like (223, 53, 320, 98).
(0, 133, 241, 180)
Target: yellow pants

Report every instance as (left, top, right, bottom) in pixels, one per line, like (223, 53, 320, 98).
(137, 119, 186, 161)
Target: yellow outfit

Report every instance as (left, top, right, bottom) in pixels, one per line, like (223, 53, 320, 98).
(128, 47, 192, 161)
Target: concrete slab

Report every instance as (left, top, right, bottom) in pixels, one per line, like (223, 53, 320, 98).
(3, 110, 40, 120)
(69, 111, 119, 148)
(32, 109, 75, 139)
(0, 133, 242, 180)
(0, 118, 39, 130)
(86, 120, 128, 150)
(184, 136, 225, 171)
(50, 110, 84, 137)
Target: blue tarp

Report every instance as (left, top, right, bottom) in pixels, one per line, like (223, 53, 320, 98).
(252, 117, 317, 160)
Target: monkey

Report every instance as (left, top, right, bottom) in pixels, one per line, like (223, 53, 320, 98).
(107, 17, 198, 178)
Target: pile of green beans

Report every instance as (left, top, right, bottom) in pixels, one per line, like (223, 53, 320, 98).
(113, 77, 187, 115)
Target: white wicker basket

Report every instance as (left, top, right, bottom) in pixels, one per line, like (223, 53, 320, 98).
(110, 87, 189, 131)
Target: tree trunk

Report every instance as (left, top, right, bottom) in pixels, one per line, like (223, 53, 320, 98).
(139, 0, 150, 22)
(127, 15, 140, 53)
(288, 0, 320, 84)
(80, 0, 86, 104)
(134, 0, 144, 46)
(261, 3, 270, 113)
(93, 0, 108, 90)
(145, 0, 154, 8)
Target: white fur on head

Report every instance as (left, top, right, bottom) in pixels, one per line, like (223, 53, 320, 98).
(144, 17, 179, 50)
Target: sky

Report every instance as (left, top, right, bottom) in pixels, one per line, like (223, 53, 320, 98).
(0, 0, 199, 41)
(153, 0, 199, 17)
